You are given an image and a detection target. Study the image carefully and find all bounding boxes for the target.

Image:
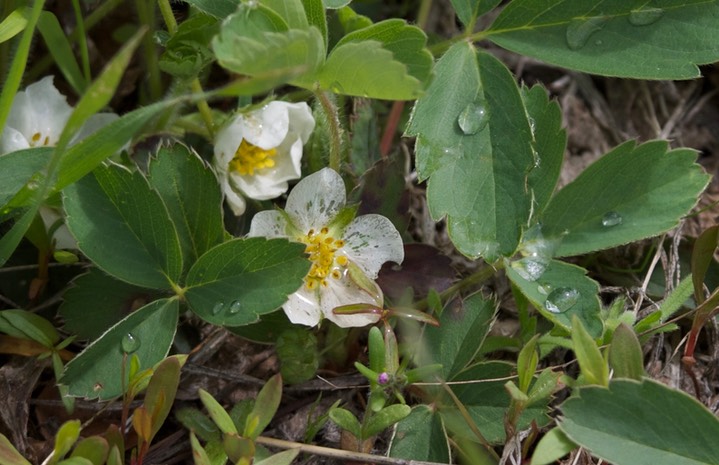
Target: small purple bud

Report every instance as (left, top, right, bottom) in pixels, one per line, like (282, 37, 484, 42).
(378, 372, 390, 385)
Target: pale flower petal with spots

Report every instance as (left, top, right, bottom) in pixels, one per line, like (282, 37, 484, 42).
(213, 101, 315, 215)
(248, 168, 405, 328)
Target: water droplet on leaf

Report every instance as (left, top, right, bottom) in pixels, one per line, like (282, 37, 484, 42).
(228, 300, 242, 314)
(441, 146, 462, 158)
(538, 284, 553, 295)
(121, 333, 141, 353)
(566, 16, 607, 50)
(545, 287, 580, 314)
(628, 7, 663, 26)
(512, 257, 549, 282)
(601, 211, 622, 227)
(457, 100, 489, 135)
(211, 301, 225, 315)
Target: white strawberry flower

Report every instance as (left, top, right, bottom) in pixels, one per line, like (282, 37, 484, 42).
(213, 101, 315, 216)
(248, 168, 404, 328)
(0, 75, 118, 155)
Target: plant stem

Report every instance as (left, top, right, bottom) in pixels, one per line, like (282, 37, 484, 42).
(255, 436, 450, 465)
(315, 89, 343, 172)
(156, 0, 215, 137)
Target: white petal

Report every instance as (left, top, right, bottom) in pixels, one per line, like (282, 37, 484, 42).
(285, 167, 346, 232)
(221, 178, 247, 216)
(340, 214, 404, 278)
(39, 206, 77, 250)
(283, 288, 321, 326)
(235, 137, 303, 200)
(19, 76, 72, 144)
(0, 126, 30, 154)
(248, 210, 289, 238)
(319, 278, 381, 328)
(244, 101, 290, 149)
(284, 101, 315, 144)
(214, 115, 250, 168)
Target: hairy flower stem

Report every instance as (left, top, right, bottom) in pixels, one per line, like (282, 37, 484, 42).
(315, 90, 344, 172)
(157, 0, 215, 137)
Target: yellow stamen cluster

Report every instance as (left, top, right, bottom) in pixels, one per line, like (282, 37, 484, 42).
(302, 227, 349, 290)
(30, 132, 51, 147)
(229, 139, 277, 176)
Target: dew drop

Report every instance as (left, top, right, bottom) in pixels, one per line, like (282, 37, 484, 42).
(628, 7, 663, 26)
(545, 287, 580, 314)
(511, 257, 549, 282)
(538, 284, 553, 295)
(601, 211, 622, 227)
(228, 300, 242, 314)
(457, 100, 489, 135)
(121, 333, 141, 353)
(211, 301, 225, 315)
(26, 180, 39, 191)
(566, 16, 607, 50)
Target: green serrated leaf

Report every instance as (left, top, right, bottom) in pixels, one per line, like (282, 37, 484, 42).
(506, 258, 603, 337)
(184, 237, 309, 326)
(60, 298, 179, 400)
(540, 141, 709, 257)
(148, 144, 224, 273)
(63, 164, 183, 289)
(388, 405, 450, 463)
(333, 19, 432, 85)
(487, 0, 719, 80)
(530, 427, 576, 465)
(316, 40, 423, 99)
(608, 323, 644, 381)
(59, 268, 156, 341)
(522, 85, 566, 216)
(446, 361, 550, 444)
(406, 42, 535, 260)
(560, 379, 719, 465)
(418, 293, 497, 380)
(159, 13, 218, 80)
(212, 4, 324, 87)
(55, 99, 176, 191)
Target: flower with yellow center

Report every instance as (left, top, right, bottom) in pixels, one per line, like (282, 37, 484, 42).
(0, 75, 118, 155)
(213, 101, 315, 215)
(249, 168, 404, 328)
